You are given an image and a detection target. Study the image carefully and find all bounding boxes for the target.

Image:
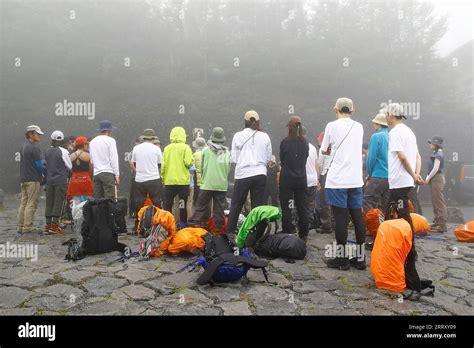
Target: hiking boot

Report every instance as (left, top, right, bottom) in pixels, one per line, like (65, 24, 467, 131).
(61, 219, 73, 226)
(317, 228, 332, 234)
(430, 226, 447, 233)
(22, 226, 41, 233)
(299, 235, 308, 245)
(349, 257, 367, 270)
(46, 224, 64, 235)
(325, 257, 350, 270)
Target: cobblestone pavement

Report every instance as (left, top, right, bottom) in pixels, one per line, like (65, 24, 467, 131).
(0, 197, 473, 316)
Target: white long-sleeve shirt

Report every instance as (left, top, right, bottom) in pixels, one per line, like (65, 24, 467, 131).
(231, 128, 272, 180)
(89, 135, 120, 176)
(60, 147, 72, 171)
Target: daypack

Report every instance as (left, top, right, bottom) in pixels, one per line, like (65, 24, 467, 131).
(370, 218, 412, 293)
(454, 221, 474, 242)
(137, 205, 176, 258)
(411, 213, 430, 235)
(236, 205, 282, 248)
(256, 232, 307, 260)
(81, 198, 128, 255)
(178, 233, 269, 285)
(364, 208, 385, 237)
(168, 227, 208, 255)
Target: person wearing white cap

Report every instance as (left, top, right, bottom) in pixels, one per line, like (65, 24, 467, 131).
(17, 125, 45, 233)
(321, 98, 366, 271)
(43, 130, 72, 235)
(226, 110, 272, 241)
(384, 102, 424, 293)
(363, 114, 390, 213)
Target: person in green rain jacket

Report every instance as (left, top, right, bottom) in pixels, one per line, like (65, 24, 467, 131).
(161, 127, 194, 227)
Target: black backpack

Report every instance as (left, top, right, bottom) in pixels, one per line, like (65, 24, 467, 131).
(63, 238, 85, 261)
(244, 219, 307, 260)
(81, 198, 128, 255)
(139, 205, 157, 238)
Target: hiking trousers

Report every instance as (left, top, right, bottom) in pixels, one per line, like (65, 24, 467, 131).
(363, 177, 390, 212)
(319, 174, 334, 232)
(226, 174, 266, 237)
(387, 186, 421, 292)
(93, 172, 116, 199)
(45, 184, 67, 223)
(189, 190, 227, 229)
(279, 178, 309, 238)
(430, 173, 447, 230)
(307, 186, 318, 230)
(135, 178, 163, 212)
(18, 181, 41, 231)
(163, 185, 189, 224)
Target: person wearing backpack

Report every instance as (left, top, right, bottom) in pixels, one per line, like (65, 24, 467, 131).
(44, 130, 72, 235)
(189, 127, 230, 233)
(89, 120, 120, 199)
(384, 102, 424, 293)
(131, 129, 163, 232)
(226, 110, 272, 242)
(192, 136, 206, 205)
(18, 125, 45, 233)
(321, 98, 366, 270)
(316, 131, 334, 234)
(161, 126, 194, 228)
(425, 136, 447, 233)
(279, 116, 310, 242)
(363, 114, 390, 212)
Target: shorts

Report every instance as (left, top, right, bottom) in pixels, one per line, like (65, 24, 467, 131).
(325, 187, 363, 209)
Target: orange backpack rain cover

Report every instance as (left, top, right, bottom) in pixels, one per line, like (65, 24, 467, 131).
(410, 213, 430, 235)
(364, 209, 385, 237)
(168, 227, 208, 255)
(370, 218, 413, 293)
(137, 205, 176, 257)
(454, 221, 474, 242)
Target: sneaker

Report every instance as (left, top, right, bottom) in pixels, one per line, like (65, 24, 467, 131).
(349, 257, 367, 270)
(22, 226, 41, 233)
(46, 224, 64, 235)
(44, 224, 51, 233)
(325, 257, 350, 270)
(61, 219, 73, 226)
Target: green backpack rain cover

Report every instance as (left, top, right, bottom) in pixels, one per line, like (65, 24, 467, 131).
(236, 205, 282, 248)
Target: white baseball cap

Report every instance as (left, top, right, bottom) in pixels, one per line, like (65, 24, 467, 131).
(244, 110, 260, 121)
(25, 125, 44, 135)
(51, 130, 65, 141)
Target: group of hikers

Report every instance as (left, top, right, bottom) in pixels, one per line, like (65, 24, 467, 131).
(17, 98, 448, 276)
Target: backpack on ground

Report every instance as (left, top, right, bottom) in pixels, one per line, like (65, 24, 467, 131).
(168, 227, 208, 255)
(80, 198, 128, 255)
(364, 208, 385, 237)
(137, 205, 176, 258)
(454, 221, 474, 242)
(411, 213, 430, 235)
(178, 233, 269, 285)
(256, 232, 307, 260)
(236, 205, 282, 248)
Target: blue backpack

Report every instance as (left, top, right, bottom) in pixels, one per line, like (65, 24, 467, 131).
(178, 234, 269, 285)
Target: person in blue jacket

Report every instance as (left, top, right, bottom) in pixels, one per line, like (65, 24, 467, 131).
(363, 114, 389, 212)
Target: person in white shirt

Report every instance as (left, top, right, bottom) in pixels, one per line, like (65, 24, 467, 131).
(303, 127, 319, 231)
(320, 98, 366, 271)
(89, 120, 120, 199)
(384, 102, 424, 293)
(226, 110, 272, 240)
(131, 129, 163, 212)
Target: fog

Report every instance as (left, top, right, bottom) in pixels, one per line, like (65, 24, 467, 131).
(1, 0, 472, 194)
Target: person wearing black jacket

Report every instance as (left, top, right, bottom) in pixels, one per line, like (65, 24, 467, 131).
(279, 115, 310, 243)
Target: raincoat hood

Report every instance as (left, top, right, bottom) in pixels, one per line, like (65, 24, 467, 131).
(170, 127, 187, 144)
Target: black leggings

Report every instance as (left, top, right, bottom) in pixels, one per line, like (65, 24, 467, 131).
(331, 206, 366, 255)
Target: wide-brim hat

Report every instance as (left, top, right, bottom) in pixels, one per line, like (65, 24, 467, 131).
(428, 136, 443, 148)
(192, 137, 207, 148)
(142, 128, 157, 140)
(210, 127, 226, 143)
(96, 120, 117, 132)
(372, 113, 388, 127)
(25, 125, 44, 135)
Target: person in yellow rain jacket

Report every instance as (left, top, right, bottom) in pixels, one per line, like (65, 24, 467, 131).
(161, 127, 194, 227)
